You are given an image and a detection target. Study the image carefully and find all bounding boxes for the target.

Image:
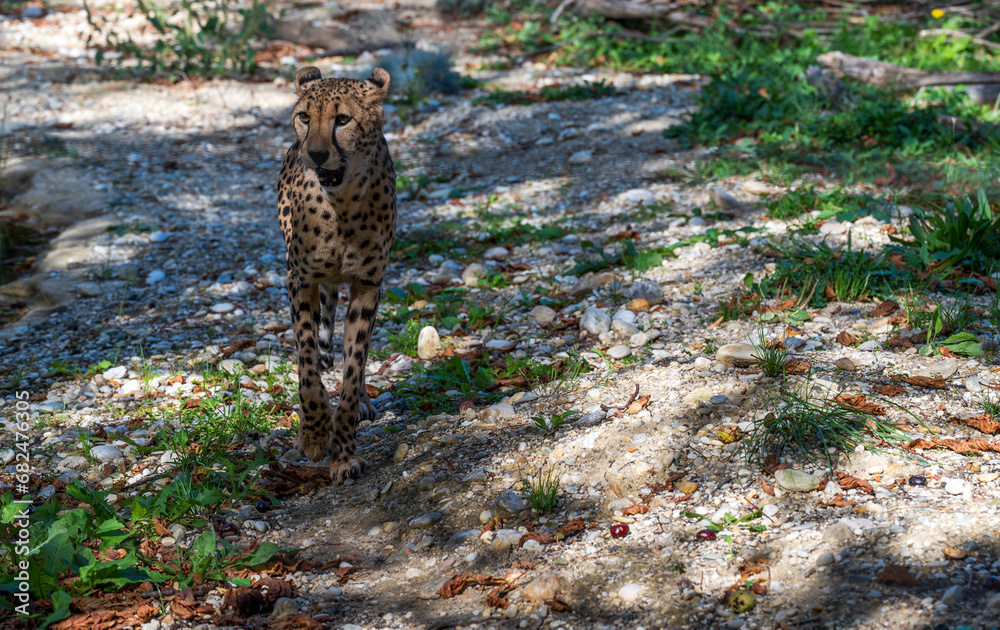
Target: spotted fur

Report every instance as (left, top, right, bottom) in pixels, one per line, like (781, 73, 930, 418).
(277, 66, 396, 483)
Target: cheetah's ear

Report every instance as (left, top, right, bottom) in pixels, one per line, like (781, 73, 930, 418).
(364, 68, 391, 103)
(295, 66, 323, 95)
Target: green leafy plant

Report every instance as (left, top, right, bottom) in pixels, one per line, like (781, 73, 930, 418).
(891, 194, 1000, 272)
(85, 0, 271, 78)
(473, 80, 615, 106)
(531, 410, 579, 433)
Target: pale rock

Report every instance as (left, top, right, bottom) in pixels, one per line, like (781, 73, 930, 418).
(462, 263, 488, 287)
(618, 582, 644, 603)
(417, 326, 443, 360)
(528, 305, 558, 325)
(484, 246, 509, 261)
(523, 572, 561, 602)
(580, 307, 611, 335)
(568, 150, 593, 164)
(716, 343, 757, 368)
(619, 188, 656, 206)
(774, 469, 820, 492)
(915, 358, 960, 380)
(709, 187, 742, 210)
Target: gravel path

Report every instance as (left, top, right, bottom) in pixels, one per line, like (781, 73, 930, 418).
(1, 4, 1000, 630)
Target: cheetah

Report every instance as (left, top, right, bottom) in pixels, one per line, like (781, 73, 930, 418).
(276, 66, 396, 483)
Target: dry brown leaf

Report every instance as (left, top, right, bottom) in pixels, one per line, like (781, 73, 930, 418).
(870, 300, 900, 318)
(621, 504, 650, 516)
(626, 394, 651, 414)
(546, 595, 572, 612)
(876, 564, 921, 586)
(836, 331, 859, 346)
(896, 375, 947, 389)
(833, 393, 885, 416)
(943, 546, 968, 560)
(874, 383, 904, 397)
(948, 414, 1000, 435)
(821, 492, 858, 507)
(519, 532, 555, 546)
(761, 477, 775, 495)
(486, 586, 512, 609)
(886, 335, 916, 349)
(824, 285, 837, 299)
(836, 471, 875, 495)
(437, 573, 506, 599)
(907, 437, 1000, 453)
(52, 602, 161, 630)
(784, 359, 811, 375)
(269, 614, 325, 629)
(738, 564, 764, 580)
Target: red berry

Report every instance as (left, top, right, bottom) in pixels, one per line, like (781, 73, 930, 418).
(610, 523, 630, 538)
(696, 529, 717, 541)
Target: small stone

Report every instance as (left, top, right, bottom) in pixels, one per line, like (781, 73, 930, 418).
(835, 358, 856, 371)
(270, 597, 299, 619)
(118, 379, 142, 396)
(823, 522, 853, 545)
(625, 281, 663, 304)
(628, 298, 650, 311)
(742, 180, 774, 195)
(762, 503, 779, 518)
(716, 343, 757, 368)
(523, 572, 561, 602)
(408, 512, 443, 529)
(710, 187, 742, 210)
(479, 510, 493, 524)
(607, 345, 631, 359)
(965, 375, 987, 393)
(774, 469, 821, 492)
(417, 326, 443, 360)
(279, 448, 301, 462)
(393, 443, 409, 463)
(694, 357, 713, 371)
(976, 472, 1000, 483)
(619, 188, 656, 206)
(611, 319, 640, 338)
(484, 246, 509, 261)
(816, 552, 835, 567)
(915, 358, 960, 380)
(528, 305, 558, 325)
(710, 395, 728, 405)
(941, 585, 964, 606)
(617, 582, 644, 603)
(90, 444, 123, 463)
(21, 5, 44, 18)
(480, 402, 515, 421)
(145, 270, 166, 284)
(211, 302, 235, 313)
(576, 411, 604, 427)
(462, 263, 488, 287)
(495, 492, 526, 515)
(218, 359, 243, 374)
(102, 366, 127, 380)
(485, 339, 516, 352)
(676, 481, 698, 495)
(857, 340, 882, 352)
(944, 479, 966, 495)
(59, 455, 88, 470)
(580, 307, 611, 335)
(568, 150, 593, 164)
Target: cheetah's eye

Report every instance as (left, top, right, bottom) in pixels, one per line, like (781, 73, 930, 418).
(335, 114, 351, 126)
(297, 112, 310, 125)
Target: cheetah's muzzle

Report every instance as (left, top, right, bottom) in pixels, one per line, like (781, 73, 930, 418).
(316, 163, 347, 188)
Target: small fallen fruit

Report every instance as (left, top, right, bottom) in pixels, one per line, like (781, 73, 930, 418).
(610, 523, 630, 538)
(726, 589, 755, 613)
(214, 519, 238, 535)
(696, 529, 717, 541)
(908, 475, 927, 486)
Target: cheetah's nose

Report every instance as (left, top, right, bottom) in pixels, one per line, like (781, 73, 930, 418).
(308, 149, 330, 167)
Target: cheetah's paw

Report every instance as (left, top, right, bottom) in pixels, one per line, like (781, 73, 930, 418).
(297, 429, 328, 461)
(329, 455, 366, 484)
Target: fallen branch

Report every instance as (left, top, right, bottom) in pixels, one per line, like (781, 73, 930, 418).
(919, 28, 1000, 51)
(817, 50, 1000, 90)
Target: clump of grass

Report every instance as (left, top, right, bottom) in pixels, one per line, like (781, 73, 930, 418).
(741, 387, 913, 472)
(473, 80, 615, 106)
(387, 318, 423, 356)
(982, 393, 1000, 419)
(889, 193, 1000, 273)
(750, 334, 789, 378)
(371, 49, 463, 98)
(520, 464, 560, 514)
(531, 410, 578, 433)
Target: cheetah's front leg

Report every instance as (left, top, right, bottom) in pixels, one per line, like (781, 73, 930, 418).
(328, 281, 380, 483)
(288, 276, 333, 461)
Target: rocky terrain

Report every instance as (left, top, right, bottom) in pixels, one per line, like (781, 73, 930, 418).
(1, 2, 1000, 630)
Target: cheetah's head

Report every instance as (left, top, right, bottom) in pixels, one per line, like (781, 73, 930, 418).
(291, 66, 390, 191)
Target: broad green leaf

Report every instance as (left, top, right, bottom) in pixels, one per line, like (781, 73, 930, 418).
(942, 332, 977, 344)
(39, 590, 71, 629)
(242, 541, 280, 567)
